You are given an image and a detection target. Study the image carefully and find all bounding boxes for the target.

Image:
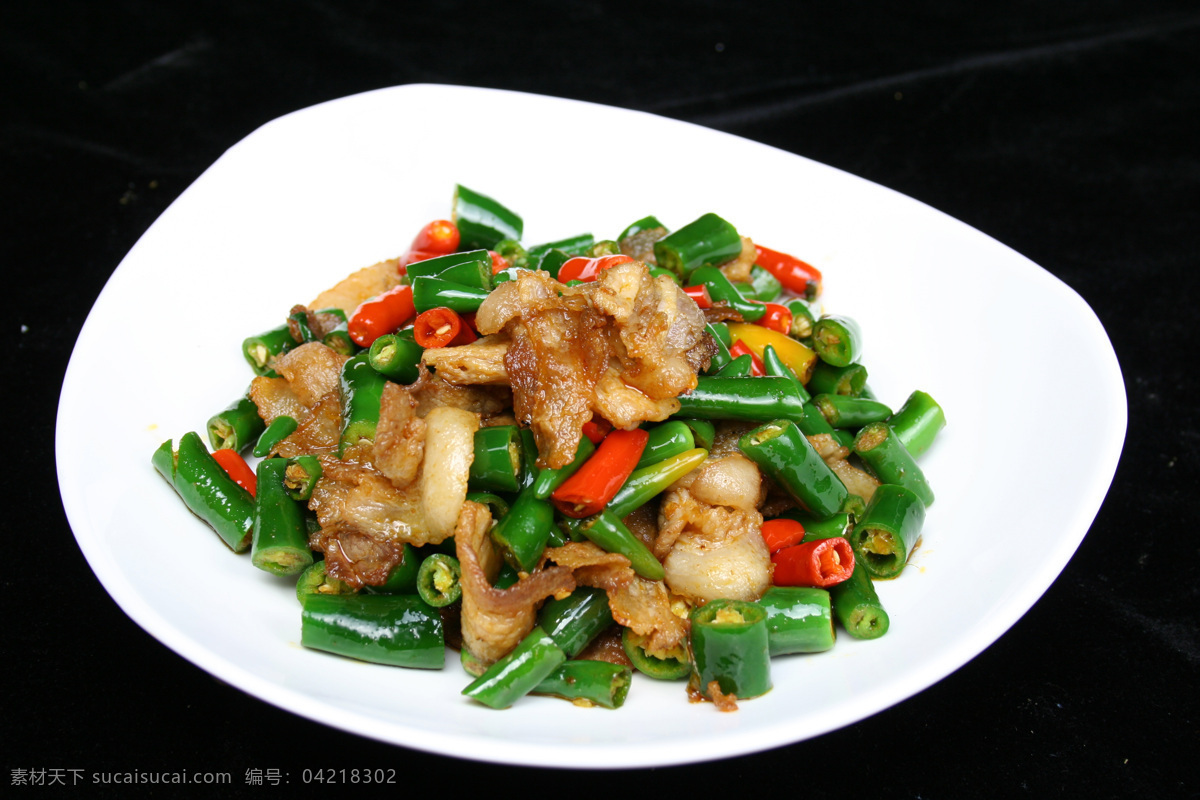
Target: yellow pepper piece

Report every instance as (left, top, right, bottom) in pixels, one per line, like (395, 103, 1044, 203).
(726, 323, 818, 383)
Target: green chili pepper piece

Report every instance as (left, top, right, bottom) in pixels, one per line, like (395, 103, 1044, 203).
(301, 594, 444, 669)
(589, 239, 621, 256)
(830, 561, 890, 639)
(853, 422, 935, 507)
(689, 598, 772, 701)
(295, 561, 356, 605)
(461, 626, 567, 709)
(715, 353, 754, 377)
(807, 360, 868, 396)
(415, 553, 462, 607)
(411, 276, 491, 314)
(404, 249, 492, 279)
(339, 351, 387, 456)
(534, 660, 632, 709)
(469, 425, 524, 494)
(778, 510, 855, 541)
(465, 491, 510, 521)
(321, 320, 358, 356)
(675, 376, 807, 422)
(703, 324, 735, 374)
(761, 344, 811, 403)
(251, 457, 313, 576)
(690, 266, 765, 321)
(206, 393, 265, 453)
(814, 394, 893, 429)
(289, 309, 316, 343)
(538, 587, 614, 658)
(785, 298, 816, 339)
(534, 248, 572, 280)
(607, 448, 709, 520)
(252, 414, 298, 458)
(653, 212, 742, 279)
(579, 510, 665, 581)
(812, 315, 864, 367)
(739, 420, 848, 517)
(242, 323, 294, 377)
(618, 215, 665, 241)
(490, 486, 556, 573)
(757, 586, 835, 655)
(492, 238, 528, 271)
(888, 390, 946, 458)
(367, 333, 423, 384)
(622, 627, 691, 680)
(531, 435, 595, 499)
(676, 418, 715, 451)
(154, 432, 255, 553)
(635, 421, 695, 470)
(747, 264, 783, 302)
(528, 233, 595, 261)
(849, 483, 927, 579)
(453, 185, 523, 250)
(648, 266, 682, 284)
(281, 455, 322, 501)
(364, 543, 420, 595)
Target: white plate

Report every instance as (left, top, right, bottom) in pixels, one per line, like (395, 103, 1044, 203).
(56, 84, 1125, 768)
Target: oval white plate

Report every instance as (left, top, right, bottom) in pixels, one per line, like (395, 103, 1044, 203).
(57, 84, 1125, 768)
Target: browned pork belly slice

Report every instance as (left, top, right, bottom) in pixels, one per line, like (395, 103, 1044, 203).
(657, 487, 771, 604)
(456, 502, 575, 672)
(407, 368, 513, 420)
(547, 542, 688, 657)
(308, 257, 404, 317)
(373, 382, 425, 489)
(718, 236, 758, 282)
(419, 334, 510, 385)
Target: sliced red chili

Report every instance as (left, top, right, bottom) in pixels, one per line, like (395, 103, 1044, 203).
(581, 417, 613, 444)
(771, 537, 855, 587)
(211, 449, 257, 497)
(489, 250, 509, 274)
(684, 284, 714, 309)
(760, 518, 806, 554)
(556, 254, 635, 283)
(729, 339, 765, 376)
(755, 244, 823, 299)
(348, 284, 416, 347)
(756, 302, 793, 334)
(552, 428, 649, 518)
(413, 306, 476, 348)
(410, 219, 460, 254)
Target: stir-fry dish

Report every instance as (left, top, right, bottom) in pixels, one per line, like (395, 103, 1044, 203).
(153, 186, 945, 711)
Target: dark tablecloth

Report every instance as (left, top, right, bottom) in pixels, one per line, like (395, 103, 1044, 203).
(7, 2, 1197, 796)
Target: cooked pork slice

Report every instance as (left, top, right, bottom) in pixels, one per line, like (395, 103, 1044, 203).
(249, 376, 306, 425)
(419, 334, 510, 385)
(272, 393, 342, 458)
(273, 342, 347, 407)
(373, 382, 425, 489)
(658, 487, 771, 603)
(456, 502, 575, 671)
(419, 406, 479, 542)
(548, 542, 688, 656)
(408, 369, 513, 420)
(670, 452, 764, 512)
(592, 368, 678, 429)
(308, 258, 404, 317)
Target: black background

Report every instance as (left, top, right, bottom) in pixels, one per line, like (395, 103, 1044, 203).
(5, 2, 1198, 796)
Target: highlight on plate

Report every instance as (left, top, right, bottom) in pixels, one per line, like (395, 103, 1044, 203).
(152, 185, 945, 711)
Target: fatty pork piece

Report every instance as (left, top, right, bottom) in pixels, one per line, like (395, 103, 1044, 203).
(475, 269, 610, 468)
(308, 257, 404, 318)
(547, 542, 689, 657)
(456, 502, 575, 673)
(249, 342, 348, 457)
(306, 392, 478, 588)
(472, 263, 714, 468)
(657, 451, 772, 604)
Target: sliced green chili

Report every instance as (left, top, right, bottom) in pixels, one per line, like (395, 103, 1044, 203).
(534, 660, 632, 709)
(461, 626, 567, 709)
(531, 435, 595, 499)
(338, 350, 387, 456)
(252, 414, 298, 458)
(453, 185, 523, 250)
(282, 455, 322, 501)
(807, 360, 868, 396)
(416, 553, 462, 607)
(153, 432, 255, 553)
(690, 266, 765, 321)
(242, 323, 294, 377)
(363, 543, 420, 595)
(757, 586, 835, 656)
(889, 390, 946, 458)
(490, 486, 556, 573)
(689, 599, 772, 701)
(538, 587, 614, 657)
(411, 276, 491, 314)
(251, 457, 313, 576)
(812, 315, 863, 367)
(814, 394, 893, 429)
(367, 332, 423, 383)
(607, 447, 708, 519)
(206, 393, 265, 453)
(674, 376, 807, 422)
(853, 422, 935, 507)
(469, 425, 524, 494)
(635, 421, 695, 470)
(676, 418, 715, 451)
(747, 264, 782, 302)
(714, 353, 754, 377)
(301, 594, 444, 669)
(761, 344, 812, 403)
(830, 561, 890, 639)
(653, 213, 742, 279)
(579, 510, 664, 581)
(622, 627, 691, 680)
(849, 483, 927, 579)
(295, 560, 356, 605)
(739, 420, 848, 517)
(785, 298, 816, 339)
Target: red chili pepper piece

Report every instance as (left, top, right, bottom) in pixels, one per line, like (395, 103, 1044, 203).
(756, 302, 793, 334)
(552, 428, 650, 518)
(760, 518, 806, 554)
(489, 250, 509, 274)
(755, 244, 823, 298)
(211, 449, 257, 497)
(684, 284, 714, 309)
(413, 306, 476, 348)
(348, 284, 416, 347)
(771, 537, 855, 587)
(399, 249, 441, 271)
(581, 417, 613, 444)
(410, 219, 460, 254)
(729, 339, 766, 376)
(556, 254, 635, 283)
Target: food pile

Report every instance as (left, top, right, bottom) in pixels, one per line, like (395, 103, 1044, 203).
(153, 185, 944, 710)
